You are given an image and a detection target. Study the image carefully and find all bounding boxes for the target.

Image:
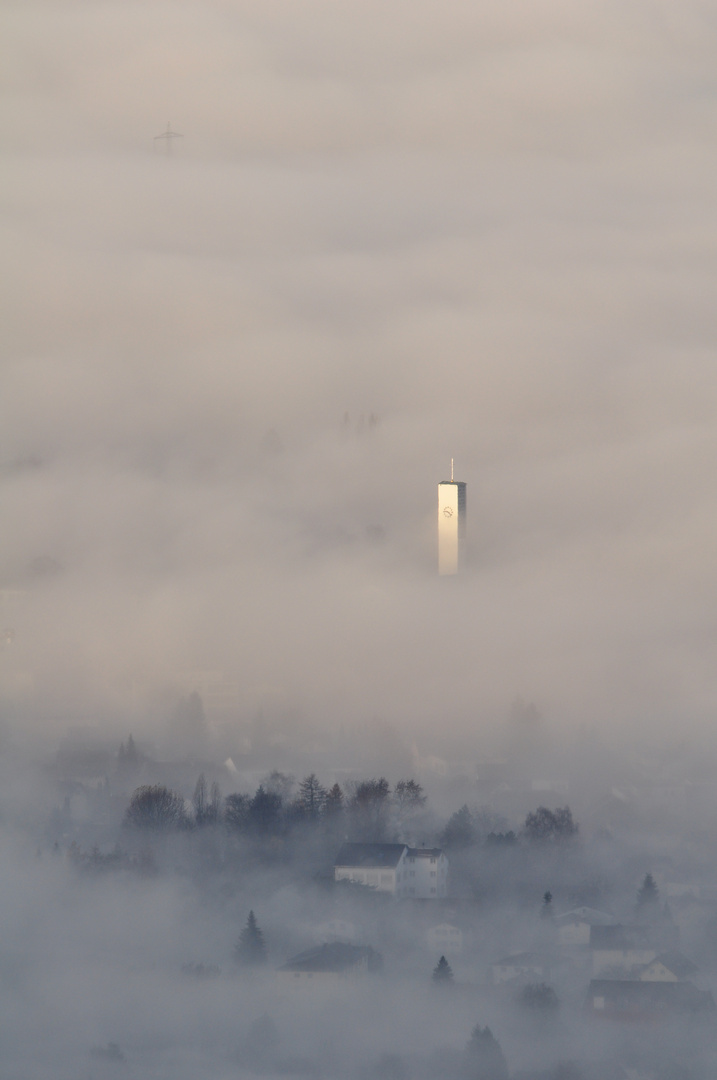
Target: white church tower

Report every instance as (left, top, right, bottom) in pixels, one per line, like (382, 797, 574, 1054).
(438, 459, 466, 575)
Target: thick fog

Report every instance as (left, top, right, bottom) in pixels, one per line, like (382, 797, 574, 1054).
(4, 0, 717, 748)
(3, 3, 717, 1077)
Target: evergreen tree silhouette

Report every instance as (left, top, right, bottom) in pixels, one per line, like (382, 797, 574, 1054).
(234, 910, 267, 967)
(464, 1025, 508, 1080)
(637, 872, 659, 909)
(432, 955, 454, 985)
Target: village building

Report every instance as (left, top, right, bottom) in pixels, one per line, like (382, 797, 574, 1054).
(555, 906, 616, 947)
(490, 952, 553, 986)
(587, 978, 714, 1021)
(277, 943, 381, 988)
(590, 925, 656, 978)
(334, 843, 448, 898)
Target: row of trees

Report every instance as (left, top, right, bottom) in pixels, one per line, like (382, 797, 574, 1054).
(123, 773, 427, 841)
(121, 760, 579, 854)
(441, 803, 578, 849)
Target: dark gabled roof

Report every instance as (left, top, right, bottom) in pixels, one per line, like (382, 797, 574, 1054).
(644, 952, 699, 979)
(279, 943, 376, 973)
(334, 843, 407, 869)
(590, 924, 652, 951)
(406, 847, 445, 859)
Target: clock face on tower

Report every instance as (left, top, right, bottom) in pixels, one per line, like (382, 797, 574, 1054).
(443, 506, 454, 518)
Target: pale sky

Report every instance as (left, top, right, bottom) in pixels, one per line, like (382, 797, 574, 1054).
(3, 1, 717, 747)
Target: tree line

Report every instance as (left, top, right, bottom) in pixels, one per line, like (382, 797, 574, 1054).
(122, 772, 428, 842)
(441, 803, 578, 849)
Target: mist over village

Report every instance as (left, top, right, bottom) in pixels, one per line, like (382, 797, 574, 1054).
(5, 1, 717, 1078)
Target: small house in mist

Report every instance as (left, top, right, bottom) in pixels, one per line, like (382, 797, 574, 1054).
(590, 925, 656, 978)
(587, 978, 715, 1021)
(426, 923, 463, 956)
(334, 843, 448, 898)
(277, 943, 381, 988)
(636, 951, 699, 983)
(555, 906, 616, 947)
(490, 952, 553, 986)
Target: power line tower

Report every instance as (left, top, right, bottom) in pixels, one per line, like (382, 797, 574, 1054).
(154, 122, 183, 155)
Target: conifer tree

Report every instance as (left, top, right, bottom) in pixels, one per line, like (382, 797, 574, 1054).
(432, 955, 454, 985)
(324, 783, 344, 817)
(234, 910, 267, 967)
(637, 872, 659, 909)
(296, 774, 327, 820)
(464, 1025, 508, 1080)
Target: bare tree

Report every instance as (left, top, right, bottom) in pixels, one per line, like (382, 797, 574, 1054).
(193, 774, 221, 826)
(193, 774, 207, 824)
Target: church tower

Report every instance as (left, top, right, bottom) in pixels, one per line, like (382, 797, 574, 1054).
(438, 459, 466, 575)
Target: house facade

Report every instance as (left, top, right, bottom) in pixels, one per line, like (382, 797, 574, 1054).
(637, 952, 699, 983)
(402, 848, 448, 898)
(555, 906, 616, 947)
(426, 923, 463, 956)
(334, 843, 408, 895)
(587, 978, 715, 1021)
(334, 843, 448, 899)
(590, 925, 656, 978)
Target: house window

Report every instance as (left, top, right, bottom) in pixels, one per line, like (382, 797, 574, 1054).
(430, 888, 436, 894)
(430, 871, 436, 877)
(430, 857, 436, 864)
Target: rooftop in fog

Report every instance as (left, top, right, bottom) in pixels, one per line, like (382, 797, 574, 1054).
(334, 843, 407, 868)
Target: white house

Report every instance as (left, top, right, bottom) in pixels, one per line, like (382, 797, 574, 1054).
(403, 847, 448, 898)
(334, 843, 408, 895)
(334, 843, 448, 899)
